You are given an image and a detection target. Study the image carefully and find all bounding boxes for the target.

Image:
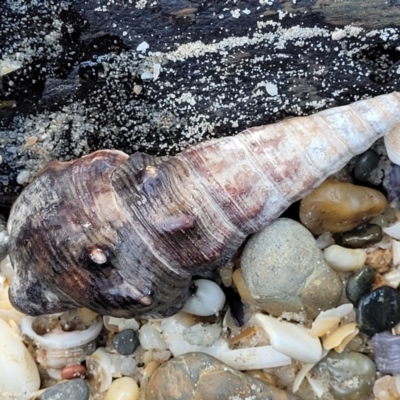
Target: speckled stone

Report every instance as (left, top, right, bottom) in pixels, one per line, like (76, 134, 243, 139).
(145, 352, 301, 400)
(346, 266, 375, 306)
(112, 329, 139, 355)
(241, 218, 342, 319)
(309, 351, 376, 400)
(357, 286, 400, 336)
(39, 379, 90, 400)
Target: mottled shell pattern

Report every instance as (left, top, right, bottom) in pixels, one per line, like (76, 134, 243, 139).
(7, 92, 400, 318)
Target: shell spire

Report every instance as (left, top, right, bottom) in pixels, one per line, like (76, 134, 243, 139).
(8, 92, 400, 318)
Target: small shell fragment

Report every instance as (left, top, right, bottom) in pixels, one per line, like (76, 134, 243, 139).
(322, 323, 359, 352)
(251, 313, 323, 363)
(383, 269, 400, 289)
(372, 331, 400, 374)
(324, 245, 367, 271)
(383, 221, 400, 240)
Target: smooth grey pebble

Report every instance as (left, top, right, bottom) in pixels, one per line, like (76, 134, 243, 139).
(39, 379, 90, 400)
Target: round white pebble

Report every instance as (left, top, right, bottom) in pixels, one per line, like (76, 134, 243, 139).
(105, 377, 140, 400)
(182, 279, 225, 316)
(324, 244, 366, 271)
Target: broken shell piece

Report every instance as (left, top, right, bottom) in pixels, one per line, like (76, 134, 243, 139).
(384, 269, 400, 288)
(373, 375, 400, 399)
(372, 331, 400, 374)
(383, 221, 400, 240)
(103, 316, 140, 332)
(309, 303, 354, 338)
(139, 321, 168, 350)
(86, 347, 113, 393)
(251, 313, 323, 363)
(322, 323, 359, 353)
(0, 318, 40, 398)
(21, 313, 102, 379)
(218, 346, 291, 370)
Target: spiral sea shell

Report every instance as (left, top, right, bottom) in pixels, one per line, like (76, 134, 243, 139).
(7, 92, 400, 318)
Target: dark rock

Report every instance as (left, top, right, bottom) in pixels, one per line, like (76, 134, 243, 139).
(346, 266, 375, 306)
(353, 150, 381, 185)
(112, 329, 139, 355)
(145, 352, 301, 400)
(356, 286, 400, 336)
(338, 224, 383, 248)
(39, 379, 90, 400)
(372, 331, 400, 374)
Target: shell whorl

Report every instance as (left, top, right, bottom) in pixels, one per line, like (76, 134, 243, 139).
(8, 92, 400, 318)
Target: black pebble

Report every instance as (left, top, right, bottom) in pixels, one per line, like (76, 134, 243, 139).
(357, 286, 400, 336)
(112, 329, 139, 355)
(354, 150, 381, 185)
(39, 379, 90, 400)
(338, 224, 383, 248)
(346, 266, 375, 306)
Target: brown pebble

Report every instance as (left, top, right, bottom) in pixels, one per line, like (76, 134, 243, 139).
(25, 136, 38, 146)
(61, 364, 86, 380)
(299, 179, 387, 235)
(145, 352, 302, 400)
(366, 248, 393, 273)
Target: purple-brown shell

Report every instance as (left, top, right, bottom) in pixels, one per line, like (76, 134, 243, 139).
(7, 92, 400, 317)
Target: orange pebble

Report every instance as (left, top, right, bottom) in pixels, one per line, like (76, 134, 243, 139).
(60, 364, 86, 380)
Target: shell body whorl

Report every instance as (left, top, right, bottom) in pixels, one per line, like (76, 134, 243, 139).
(8, 92, 400, 318)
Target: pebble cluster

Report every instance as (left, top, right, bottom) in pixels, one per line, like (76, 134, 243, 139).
(2, 143, 400, 399)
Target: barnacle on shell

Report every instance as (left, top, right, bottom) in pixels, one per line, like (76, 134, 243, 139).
(7, 92, 400, 318)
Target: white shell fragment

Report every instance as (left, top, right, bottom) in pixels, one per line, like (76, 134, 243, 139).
(182, 279, 226, 316)
(384, 222, 400, 241)
(309, 303, 354, 337)
(86, 347, 113, 393)
(218, 346, 291, 370)
(383, 269, 400, 289)
(136, 41, 149, 53)
(0, 60, 22, 76)
(0, 318, 40, 397)
(251, 313, 323, 364)
(393, 240, 400, 267)
(103, 316, 140, 332)
(324, 245, 366, 271)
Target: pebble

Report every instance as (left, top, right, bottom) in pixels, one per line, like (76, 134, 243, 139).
(39, 379, 90, 400)
(311, 351, 376, 400)
(104, 377, 140, 400)
(357, 286, 400, 335)
(324, 244, 366, 271)
(353, 149, 381, 185)
(346, 266, 375, 306)
(61, 364, 86, 379)
(337, 224, 383, 248)
(241, 218, 342, 319)
(366, 248, 392, 273)
(182, 279, 226, 316)
(372, 331, 400, 374)
(145, 352, 302, 400)
(112, 329, 140, 355)
(299, 179, 387, 234)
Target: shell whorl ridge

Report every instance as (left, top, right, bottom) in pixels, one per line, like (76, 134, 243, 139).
(8, 92, 400, 318)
